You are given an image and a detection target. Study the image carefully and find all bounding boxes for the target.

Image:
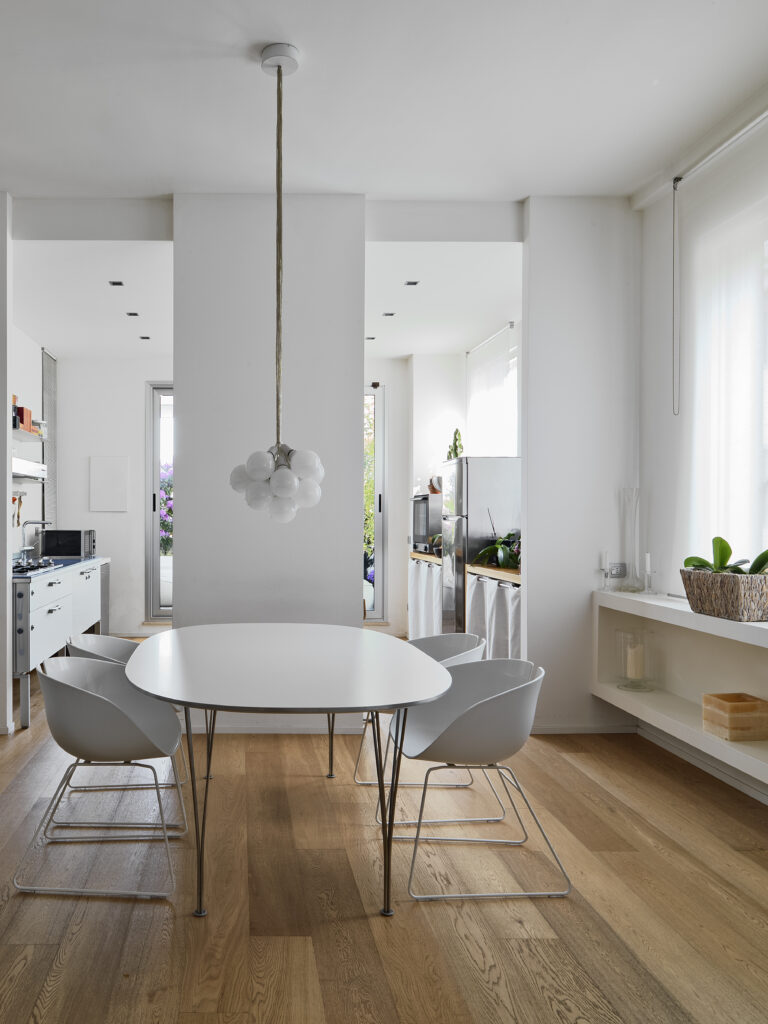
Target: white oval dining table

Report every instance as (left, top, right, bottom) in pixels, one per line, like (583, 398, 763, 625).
(126, 622, 451, 917)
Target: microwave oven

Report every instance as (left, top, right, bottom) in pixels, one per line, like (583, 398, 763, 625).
(410, 493, 442, 553)
(41, 529, 96, 559)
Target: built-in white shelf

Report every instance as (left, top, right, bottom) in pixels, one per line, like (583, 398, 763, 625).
(594, 589, 768, 648)
(11, 427, 46, 445)
(592, 590, 768, 792)
(591, 677, 768, 785)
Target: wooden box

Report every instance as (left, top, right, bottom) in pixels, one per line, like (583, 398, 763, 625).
(702, 692, 768, 741)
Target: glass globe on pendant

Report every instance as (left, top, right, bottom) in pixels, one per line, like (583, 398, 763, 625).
(290, 449, 324, 482)
(295, 477, 321, 508)
(245, 479, 272, 510)
(246, 450, 275, 481)
(270, 466, 299, 498)
(230, 464, 251, 493)
(269, 496, 298, 522)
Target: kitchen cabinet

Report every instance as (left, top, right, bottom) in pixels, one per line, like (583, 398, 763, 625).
(12, 557, 108, 729)
(408, 552, 442, 639)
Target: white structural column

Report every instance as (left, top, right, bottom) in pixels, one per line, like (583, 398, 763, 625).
(173, 194, 365, 731)
(522, 197, 640, 731)
(1, 194, 12, 733)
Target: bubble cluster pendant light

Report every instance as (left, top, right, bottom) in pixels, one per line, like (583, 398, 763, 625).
(230, 43, 324, 524)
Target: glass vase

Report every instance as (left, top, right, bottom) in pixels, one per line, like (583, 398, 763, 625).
(617, 487, 644, 592)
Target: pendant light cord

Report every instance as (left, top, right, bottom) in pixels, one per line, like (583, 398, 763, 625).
(275, 65, 283, 445)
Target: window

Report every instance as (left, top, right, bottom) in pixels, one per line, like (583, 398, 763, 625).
(364, 386, 385, 620)
(679, 122, 768, 558)
(146, 385, 173, 619)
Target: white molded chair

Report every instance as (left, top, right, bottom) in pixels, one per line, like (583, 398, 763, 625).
(67, 633, 188, 785)
(353, 633, 486, 787)
(393, 659, 571, 901)
(67, 633, 140, 664)
(14, 657, 187, 899)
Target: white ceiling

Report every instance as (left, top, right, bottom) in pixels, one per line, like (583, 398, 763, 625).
(365, 243, 521, 358)
(13, 242, 173, 358)
(2, 1, 768, 199)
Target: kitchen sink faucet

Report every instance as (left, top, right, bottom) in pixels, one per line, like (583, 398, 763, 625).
(20, 520, 51, 564)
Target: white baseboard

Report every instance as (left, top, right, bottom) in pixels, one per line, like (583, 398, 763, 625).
(181, 710, 365, 734)
(638, 724, 768, 806)
(532, 723, 637, 734)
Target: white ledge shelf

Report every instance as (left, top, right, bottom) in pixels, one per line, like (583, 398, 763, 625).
(591, 679, 768, 784)
(593, 590, 768, 649)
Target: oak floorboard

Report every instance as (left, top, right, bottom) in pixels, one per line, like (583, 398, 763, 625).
(298, 848, 400, 1024)
(180, 751, 250, 1015)
(248, 936, 326, 1024)
(177, 1015, 249, 1023)
(0, 943, 57, 1024)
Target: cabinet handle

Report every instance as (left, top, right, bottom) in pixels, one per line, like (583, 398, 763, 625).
(47, 605, 62, 614)
(80, 572, 91, 580)
(47, 580, 62, 587)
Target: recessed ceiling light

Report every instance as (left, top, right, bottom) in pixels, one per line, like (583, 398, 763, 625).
(126, 312, 139, 317)
(404, 280, 419, 286)
(382, 312, 395, 317)
(140, 336, 150, 340)
(365, 336, 376, 341)
(108, 280, 124, 286)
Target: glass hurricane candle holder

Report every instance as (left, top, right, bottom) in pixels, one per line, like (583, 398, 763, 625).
(616, 629, 654, 692)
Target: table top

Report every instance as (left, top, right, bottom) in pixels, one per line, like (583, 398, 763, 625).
(125, 623, 452, 713)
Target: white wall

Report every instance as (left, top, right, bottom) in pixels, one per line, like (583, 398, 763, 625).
(57, 354, 173, 636)
(410, 354, 466, 489)
(465, 323, 520, 457)
(365, 357, 410, 637)
(173, 194, 364, 731)
(9, 325, 43, 554)
(523, 197, 640, 730)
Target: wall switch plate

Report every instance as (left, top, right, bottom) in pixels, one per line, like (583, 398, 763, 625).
(609, 562, 627, 578)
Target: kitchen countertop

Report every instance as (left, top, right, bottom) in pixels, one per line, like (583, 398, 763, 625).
(12, 555, 110, 580)
(409, 551, 441, 564)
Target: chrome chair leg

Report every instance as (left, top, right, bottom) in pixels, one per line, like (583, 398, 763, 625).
(14, 760, 176, 899)
(376, 766, 507, 831)
(355, 713, 473, 790)
(407, 762, 571, 902)
(47, 757, 187, 837)
(326, 713, 336, 778)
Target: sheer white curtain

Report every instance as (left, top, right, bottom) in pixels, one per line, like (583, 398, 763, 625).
(680, 128, 768, 560)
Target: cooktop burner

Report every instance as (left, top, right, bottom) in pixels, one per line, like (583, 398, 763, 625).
(12, 559, 63, 576)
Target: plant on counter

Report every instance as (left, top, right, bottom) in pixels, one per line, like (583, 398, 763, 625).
(475, 529, 521, 570)
(446, 428, 464, 461)
(430, 533, 443, 554)
(683, 536, 768, 574)
(159, 462, 173, 555)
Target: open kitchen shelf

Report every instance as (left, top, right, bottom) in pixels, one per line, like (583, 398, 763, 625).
(12, 426, 47, 444)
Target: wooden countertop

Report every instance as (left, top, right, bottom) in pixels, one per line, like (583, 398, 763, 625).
(466, 564, 521, 584)
(409, 550, 441, 565)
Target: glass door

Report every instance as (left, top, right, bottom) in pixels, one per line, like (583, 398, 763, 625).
(364, 385, 385, 620)
(147, 385, 173, 619)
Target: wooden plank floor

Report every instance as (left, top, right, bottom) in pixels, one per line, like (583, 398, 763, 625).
(1, 679, 768, 1023)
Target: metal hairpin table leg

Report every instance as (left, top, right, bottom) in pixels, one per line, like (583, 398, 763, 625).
(184, 705, 217, 918)
(326, 713, 336, 778)
(370, 707, 408, 916)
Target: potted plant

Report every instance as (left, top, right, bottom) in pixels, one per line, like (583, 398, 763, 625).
(681, 537, 768, 621)
(475, 530, 521, 570)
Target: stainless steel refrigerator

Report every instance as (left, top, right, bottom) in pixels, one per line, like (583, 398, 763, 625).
(441, 457, 522, 632)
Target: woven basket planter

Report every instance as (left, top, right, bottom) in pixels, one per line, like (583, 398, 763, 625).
(680, 568, 768, 622)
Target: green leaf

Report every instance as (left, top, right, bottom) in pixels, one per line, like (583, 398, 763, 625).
(728, 565, 747, 574)
(474, 545, 497, 565)
(711, 536, 732, 570)
(684, 556, 713, 569)
(749, 549, 768, 574)
(497, 546, 510, 568)
(725, 560, 749, 570)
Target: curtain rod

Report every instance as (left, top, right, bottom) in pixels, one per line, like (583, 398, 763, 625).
(676, 106, 768, 187)
(466, 321, 515, 356)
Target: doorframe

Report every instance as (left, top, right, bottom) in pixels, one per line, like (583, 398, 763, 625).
(365, 383, 386, 622)
(145, 381, 173, 621)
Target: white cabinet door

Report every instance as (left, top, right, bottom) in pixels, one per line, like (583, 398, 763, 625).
(72, 565, 101, 635)
(29, 595, 73, 669)
(30, 570, 72, 612)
